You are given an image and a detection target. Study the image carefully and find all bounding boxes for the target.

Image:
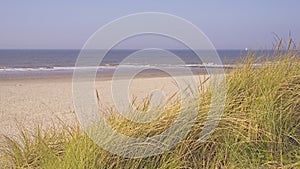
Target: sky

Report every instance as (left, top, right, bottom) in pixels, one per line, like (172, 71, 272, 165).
(0, 0, 299, 49)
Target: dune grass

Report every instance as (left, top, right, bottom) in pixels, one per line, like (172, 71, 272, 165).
(0, 44, 299, 168)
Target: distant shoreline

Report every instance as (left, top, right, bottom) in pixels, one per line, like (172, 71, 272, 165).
(0, 68, 213, 82)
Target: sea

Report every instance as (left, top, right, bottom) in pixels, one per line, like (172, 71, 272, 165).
(0, 49, 271, 77)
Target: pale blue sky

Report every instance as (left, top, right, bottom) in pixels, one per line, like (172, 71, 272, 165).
(0, 0, 299, 49)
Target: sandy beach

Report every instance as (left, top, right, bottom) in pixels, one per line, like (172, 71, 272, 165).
(0, 73, 206, 138)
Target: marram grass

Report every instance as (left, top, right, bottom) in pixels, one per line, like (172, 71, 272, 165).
(0, 48, 299, 168)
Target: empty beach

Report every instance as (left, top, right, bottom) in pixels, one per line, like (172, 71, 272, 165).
(0, 73, 206, 137)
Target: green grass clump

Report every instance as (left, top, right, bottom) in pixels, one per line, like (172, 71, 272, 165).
(0, 46, 299, 168)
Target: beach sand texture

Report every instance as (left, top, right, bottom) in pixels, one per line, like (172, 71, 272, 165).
(0, 74, 207, 138)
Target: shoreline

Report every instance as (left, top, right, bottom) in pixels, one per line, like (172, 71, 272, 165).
(0, 68, 210, 82)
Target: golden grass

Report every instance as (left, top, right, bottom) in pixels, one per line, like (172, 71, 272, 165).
(0, 41, 299, 168)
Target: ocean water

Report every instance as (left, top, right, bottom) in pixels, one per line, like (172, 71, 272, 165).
(0, 49, 270, 76)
